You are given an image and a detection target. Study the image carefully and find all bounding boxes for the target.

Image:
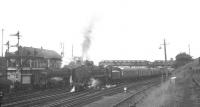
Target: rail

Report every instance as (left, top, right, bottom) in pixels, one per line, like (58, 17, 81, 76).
(2, 89, 92, 107)
(41, 78, 160, 107)
(112, 81, 160, 107)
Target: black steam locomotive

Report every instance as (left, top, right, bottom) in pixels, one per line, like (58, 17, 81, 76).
(39, 60, 168, 92)
(69, 60, 168, 92)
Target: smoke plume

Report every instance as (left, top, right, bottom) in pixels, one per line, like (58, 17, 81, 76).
(88, 78, 100, 88)
(82, 23, 93, 60)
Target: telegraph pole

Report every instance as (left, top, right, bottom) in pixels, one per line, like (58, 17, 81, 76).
(60, 42, 64, 58)
(72, 44, 73, 58)
(160, 38, 169, 79)
(2, 29, 4, 57)
(188, 44, 190, 56)
(164, 39, 167, 62)
(62, 42, 64, 57)
(160, 39, 168, 62)
(163, 39, 168, 78)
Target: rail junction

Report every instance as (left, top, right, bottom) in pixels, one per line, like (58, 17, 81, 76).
(1, 77, 166, 107)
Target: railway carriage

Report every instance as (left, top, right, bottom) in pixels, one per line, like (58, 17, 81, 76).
(122, 68, 139, 80)
(110, 67, 163, 83)
(42, 60, 170, 92)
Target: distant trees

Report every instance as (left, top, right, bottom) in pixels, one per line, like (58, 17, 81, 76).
(174, 52, 193, 68)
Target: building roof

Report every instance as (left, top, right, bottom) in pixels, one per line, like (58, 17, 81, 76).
(6, 46, 62, 59)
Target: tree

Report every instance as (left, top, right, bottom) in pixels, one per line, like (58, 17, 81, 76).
(174, 52, 193, 68)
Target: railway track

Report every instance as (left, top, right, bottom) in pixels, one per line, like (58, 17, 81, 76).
(1, 89, 94, 107)
(112, 81, 159, 107)
(1, 77, 162, 107)
(2, 82, 124, 107)
(37, 78, 161, 107)
(2, 88, 70, 104)
(192, 75, 200, 87)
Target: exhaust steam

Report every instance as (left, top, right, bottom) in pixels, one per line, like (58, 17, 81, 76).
(70, 86, 75, 93)
(82, 22, 94, 61)
(88, 78, 100, 88)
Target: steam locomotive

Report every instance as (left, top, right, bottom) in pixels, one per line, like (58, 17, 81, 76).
(39, 60, 170, 92)
(69, 60, 169, 92)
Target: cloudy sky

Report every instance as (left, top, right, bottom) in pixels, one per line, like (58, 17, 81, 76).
(0, 0, 200, 65)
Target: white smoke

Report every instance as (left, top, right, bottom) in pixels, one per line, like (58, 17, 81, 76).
(82, 35, 91, 60)
(88, 78, 100, 88)
(82, 22, 94, 61)
(69, 75, 73, 85)
(70, 86, 75, 93)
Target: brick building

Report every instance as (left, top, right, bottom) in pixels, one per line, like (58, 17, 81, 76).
(5, 46, 62, 85)
(0, 57, 7, 79)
